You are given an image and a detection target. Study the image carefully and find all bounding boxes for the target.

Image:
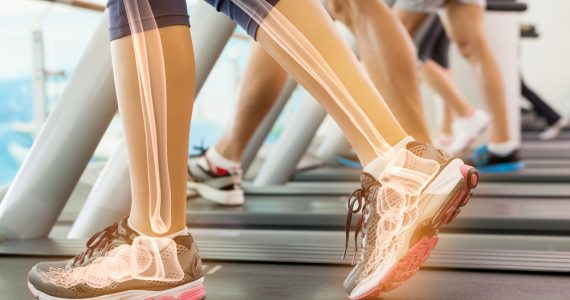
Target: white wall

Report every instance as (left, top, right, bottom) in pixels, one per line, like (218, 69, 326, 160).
(519, 0, 570, 116)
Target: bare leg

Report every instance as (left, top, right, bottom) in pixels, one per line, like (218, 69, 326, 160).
(111, 25, 195, 237)
(255, 0, 407, 165)
(443, 2, 510, 143)
(441, 102, 454, 135)
(422, 59, 472, 117)
(215, 44, 288, 162)
(329, 0, 432, 143)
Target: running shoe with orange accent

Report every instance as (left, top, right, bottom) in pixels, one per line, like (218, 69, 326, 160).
(27, 218, 206, 300)
(343, 141, 478, 300)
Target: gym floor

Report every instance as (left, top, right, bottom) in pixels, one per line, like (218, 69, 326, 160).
(3, 257, 570, 300)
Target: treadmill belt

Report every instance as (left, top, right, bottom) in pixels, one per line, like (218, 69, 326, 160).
(3, 257, 570, 300)
(292, 165, 570, 183)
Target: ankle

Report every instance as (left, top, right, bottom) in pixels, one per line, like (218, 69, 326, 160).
(488, 140, 518, 156)
(207, 147, 241, 172)
(128, 218, 187, 239)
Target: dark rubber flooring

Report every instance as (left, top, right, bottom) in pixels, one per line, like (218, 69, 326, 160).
(2, 257, 570, 300)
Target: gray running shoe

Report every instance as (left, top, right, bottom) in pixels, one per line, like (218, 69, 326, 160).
(27, 218, 205, 300)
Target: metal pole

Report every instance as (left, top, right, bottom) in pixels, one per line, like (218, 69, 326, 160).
(68, 2, 237, 238)
(0, 15, 116, 239)
(241, 78, 297, 173)
(253, 96, 327, 186)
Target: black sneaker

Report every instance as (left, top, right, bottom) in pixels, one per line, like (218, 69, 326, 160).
(470, 145, 524, 173)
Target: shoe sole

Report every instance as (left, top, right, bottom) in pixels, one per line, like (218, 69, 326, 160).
(349, 164, 479, 300)
(187, 181, 244, 206)
(27, 275, 206, 300)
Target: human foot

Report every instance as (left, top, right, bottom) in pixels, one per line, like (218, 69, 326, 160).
(187, 148, 244, 206)
(447, 109, 489, 154)
(28, 218, 205, 300)
(343, 140, 478, 299)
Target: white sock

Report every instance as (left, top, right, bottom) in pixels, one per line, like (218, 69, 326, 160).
(488, 140, 518, 157)
(128, 219, 188, 239)
(206, 147, 240, 171)
(363, 136, 414, 178)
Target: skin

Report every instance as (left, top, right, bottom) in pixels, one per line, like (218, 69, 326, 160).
(395, 2, 511, 143)
(422, 59, 473, 118)
(112, 0, 411, 236)
(111, 25, 195, 236)
(329, 0, 432, 143)
(215, 44, 288, 162)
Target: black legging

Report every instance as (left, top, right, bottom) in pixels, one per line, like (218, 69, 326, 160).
(521, 77, 561, 126)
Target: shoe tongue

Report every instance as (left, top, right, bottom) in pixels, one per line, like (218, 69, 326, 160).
(360, 172, 378, 190)
(406, 141, 452, 164)
(118, 218, 139, 242)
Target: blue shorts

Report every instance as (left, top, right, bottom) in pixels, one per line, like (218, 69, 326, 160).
(107, 0, 280, 41)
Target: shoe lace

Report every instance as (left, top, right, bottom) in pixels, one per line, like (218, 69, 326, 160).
(72, 222, 120, 266)
(343, 182, 379, 265)
(191, 141, 208, 157)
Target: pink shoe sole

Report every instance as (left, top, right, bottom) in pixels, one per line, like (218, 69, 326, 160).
(349, 164, 479, 300)
(146, 284, 206, 300)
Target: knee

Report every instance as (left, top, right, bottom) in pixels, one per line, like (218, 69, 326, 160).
(327, 0, 354, 27)
(455, 34, 485, 61)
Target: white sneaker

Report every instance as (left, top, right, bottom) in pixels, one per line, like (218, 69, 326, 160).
(187, 153, 245, 206)
(540, 118, 568, 140)
(447, 109, 490, 154)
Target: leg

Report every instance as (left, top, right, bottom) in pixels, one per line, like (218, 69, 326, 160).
(112, 25, 194, 236)
(443, 2, 510, 143)
(422, 60, 472, 117)
(187, 44, 287, 205)
(440, 102, 454, 136)
(215, 44, 288, 161)
(28, 2, 206, 298)
(329, 0, 432, 142)
(254, 0, 407, 164)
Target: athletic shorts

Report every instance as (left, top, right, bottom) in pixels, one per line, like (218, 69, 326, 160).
(391, 0, 486, 13)
(107, 0, 280, 41)
(417, 15, 450, 68)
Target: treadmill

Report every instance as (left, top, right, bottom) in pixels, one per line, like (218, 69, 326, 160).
(2, 1, 570, 300)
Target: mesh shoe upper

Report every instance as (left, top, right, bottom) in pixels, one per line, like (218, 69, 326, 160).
(28, 218, 203, 299)
(343, 141, 458, 294)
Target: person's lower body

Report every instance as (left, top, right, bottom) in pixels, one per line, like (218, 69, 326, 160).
(416, 15, 489, 154)
(521, 77, 568, 140)
(187, 44, 288, 206)
(394, 0, 522, 173)
(28, 0, 479, 299)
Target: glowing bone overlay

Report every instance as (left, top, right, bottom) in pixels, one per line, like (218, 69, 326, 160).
(230, 0, 394, 159)
(361, 149, 439, 277)
(40, 237, 184, 288)
(41, 0, 445, 289)
(124, 0, 172, 235)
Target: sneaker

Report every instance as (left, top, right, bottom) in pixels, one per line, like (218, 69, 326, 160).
(446, 109, 489, 154)
(470, 145, 525, 173)
(343, 141, 479, 299)
(539, 118, 568, 140)
(27, 218, 206, 300)
(187, 151, 244, 206)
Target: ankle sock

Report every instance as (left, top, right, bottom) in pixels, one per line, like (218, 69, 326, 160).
(363, 136, 414, 178)
(206, 147, 240, 174)
(128, 219, 188, 239)
(488, 140, 518, 157)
